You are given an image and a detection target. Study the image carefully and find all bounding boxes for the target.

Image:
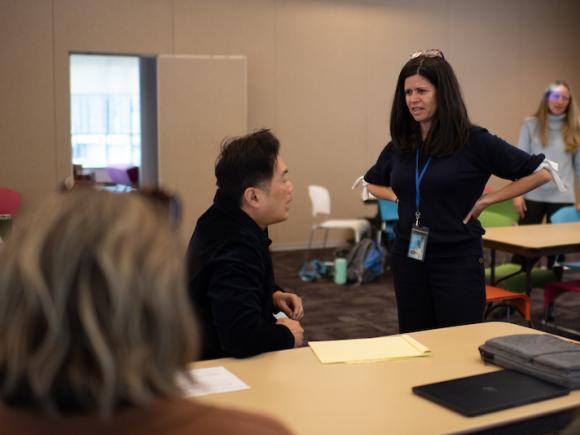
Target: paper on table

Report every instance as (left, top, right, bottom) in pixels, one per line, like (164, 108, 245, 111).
(179, 366, 250, 397)
(309, 334, 431, 364)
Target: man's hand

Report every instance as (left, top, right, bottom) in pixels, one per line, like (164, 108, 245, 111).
(272, 290, 304, 320)
(276, 317, 304, 347)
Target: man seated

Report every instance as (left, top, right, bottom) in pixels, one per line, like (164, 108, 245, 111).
(187, 129, 304, 359)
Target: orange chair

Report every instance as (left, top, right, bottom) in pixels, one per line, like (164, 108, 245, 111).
(485, 285, 531, 324)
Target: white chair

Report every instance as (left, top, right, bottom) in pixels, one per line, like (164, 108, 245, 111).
(307, 185, 371, 252)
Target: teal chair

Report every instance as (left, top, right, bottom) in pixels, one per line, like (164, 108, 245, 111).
(480, 210, 558, 294)
(543, 206, 580, 322)
(377, 199, 398, 250)
(550, 206, 580, 271)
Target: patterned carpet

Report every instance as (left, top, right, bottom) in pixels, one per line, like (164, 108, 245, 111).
(272, 249, 580, 342)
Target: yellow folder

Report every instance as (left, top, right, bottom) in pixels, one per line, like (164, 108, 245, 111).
(309, 334, 431, 364)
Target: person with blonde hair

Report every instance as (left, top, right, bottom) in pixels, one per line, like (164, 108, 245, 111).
(0, 189, 292, 435)
(513, 80, 580, 227)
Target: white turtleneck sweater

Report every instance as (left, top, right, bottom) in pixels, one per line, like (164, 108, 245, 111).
(518, 114, 580, 203)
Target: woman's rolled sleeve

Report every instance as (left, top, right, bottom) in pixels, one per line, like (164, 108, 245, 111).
(470, 129, 545, 180)
(364, 142, 395, 186)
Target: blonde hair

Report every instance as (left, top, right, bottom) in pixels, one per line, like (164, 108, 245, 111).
(0, 189, 198, 416)
(534, 80, 580, 153)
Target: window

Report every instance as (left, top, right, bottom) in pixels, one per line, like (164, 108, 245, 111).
(70, 54, 141, 168)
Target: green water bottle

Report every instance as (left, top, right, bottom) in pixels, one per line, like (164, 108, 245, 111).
(334, 257, 347, 285)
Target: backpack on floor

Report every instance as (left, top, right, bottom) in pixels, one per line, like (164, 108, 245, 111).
(346, 238, 385, 284)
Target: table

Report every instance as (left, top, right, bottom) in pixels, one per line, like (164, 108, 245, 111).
(483, 222, 580, 294)
(194, 322, 580, 435)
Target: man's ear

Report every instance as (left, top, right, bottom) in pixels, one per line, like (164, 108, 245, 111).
(242, 186, 261, 209)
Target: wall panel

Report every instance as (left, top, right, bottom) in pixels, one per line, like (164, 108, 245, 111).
(1, 0, 580, 246)
(157, 55, 247, 244)
(0, 0, 55, 212)
(275, 0, 370, 246)
(174, 0, 277, 132)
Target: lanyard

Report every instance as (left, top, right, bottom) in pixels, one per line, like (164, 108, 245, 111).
(415, 149, 432, 226)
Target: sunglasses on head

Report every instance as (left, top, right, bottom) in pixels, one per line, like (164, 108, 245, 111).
(410, 49, 445, 60)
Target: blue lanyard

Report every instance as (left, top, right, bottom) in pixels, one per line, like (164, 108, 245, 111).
(415, 149, 432, 225)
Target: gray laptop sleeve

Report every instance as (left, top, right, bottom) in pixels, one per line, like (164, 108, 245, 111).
(479, 334, 580, 389)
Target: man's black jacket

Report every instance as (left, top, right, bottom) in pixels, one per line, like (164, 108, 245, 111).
(186, 190, 294, 360)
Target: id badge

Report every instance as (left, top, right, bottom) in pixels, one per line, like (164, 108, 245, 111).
(407, 225, 429, 261)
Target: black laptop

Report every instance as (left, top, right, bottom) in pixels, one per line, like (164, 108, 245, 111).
(412, 370, 569, 417)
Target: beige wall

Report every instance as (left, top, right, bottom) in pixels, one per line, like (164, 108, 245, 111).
(1, 0, 580, 249)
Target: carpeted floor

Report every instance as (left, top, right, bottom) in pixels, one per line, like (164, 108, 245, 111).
(272, 248, 580, 342)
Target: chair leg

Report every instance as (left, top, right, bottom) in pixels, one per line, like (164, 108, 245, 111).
(484, 303, 493, 319)
(322, 229, 329, 249)
(305, 227, 316, 262)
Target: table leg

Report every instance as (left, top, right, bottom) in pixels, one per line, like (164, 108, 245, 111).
(490, 249, 496, 285)
(523, 257, 532, 297)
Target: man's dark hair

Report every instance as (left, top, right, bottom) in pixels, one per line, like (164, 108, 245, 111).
(215, 129, 280, 204)
(390, 55, 472, 157)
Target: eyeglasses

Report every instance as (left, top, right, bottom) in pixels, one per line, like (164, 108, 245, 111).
(59, 177, 181, 226)
(548, 92, 570, 103)
(410, 49, 445, 60)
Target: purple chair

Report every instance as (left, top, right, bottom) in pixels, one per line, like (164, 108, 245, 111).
(106, 165, 139, 188)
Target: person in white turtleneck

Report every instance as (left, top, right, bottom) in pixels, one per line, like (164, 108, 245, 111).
(512, 80, 580, 266)
(513, 81, 580, 219)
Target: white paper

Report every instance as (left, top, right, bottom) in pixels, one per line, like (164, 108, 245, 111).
(179, 366, 250, 397)
(273, 311, 288, 319)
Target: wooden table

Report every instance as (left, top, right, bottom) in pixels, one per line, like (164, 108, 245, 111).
(194, 322, 580, 435)
(483, 222, 580, 293)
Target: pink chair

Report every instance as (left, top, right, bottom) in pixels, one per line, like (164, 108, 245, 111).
(0, 188, 21, 237)
(544, 280, 580, 321)
(0, 188, 21, 215)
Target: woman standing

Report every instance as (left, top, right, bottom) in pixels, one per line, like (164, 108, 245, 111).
(512, 80, 580, 227)
(364, 50, 553, 333)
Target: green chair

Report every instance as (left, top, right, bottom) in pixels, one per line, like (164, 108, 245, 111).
(486, 199, 519, 224)
(480, 210, 559, 294)
(484, 264, 558, 294)
(479, 210, 513, 229)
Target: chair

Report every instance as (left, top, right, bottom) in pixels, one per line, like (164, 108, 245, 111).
(550, 205, 580, 224)
(106, 165, 139, 190)
(550, 206, 580, 270)
(480, 210, 552, 325)
(0, 188, 21, 215)
(478, 209, 513, 229)
(307, 185, 371, 253)
(377, 199, 398, 249)
(485, 199, 519, 223)
(542, 206, 580, 322)
(544, 280, 580, 321)
(485, 285, 531, 324)
(0, 187, 21, 239)
(480, 210, 558, 294)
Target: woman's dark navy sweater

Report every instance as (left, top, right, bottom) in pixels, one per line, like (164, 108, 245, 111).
(364, 127, 545, 259)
